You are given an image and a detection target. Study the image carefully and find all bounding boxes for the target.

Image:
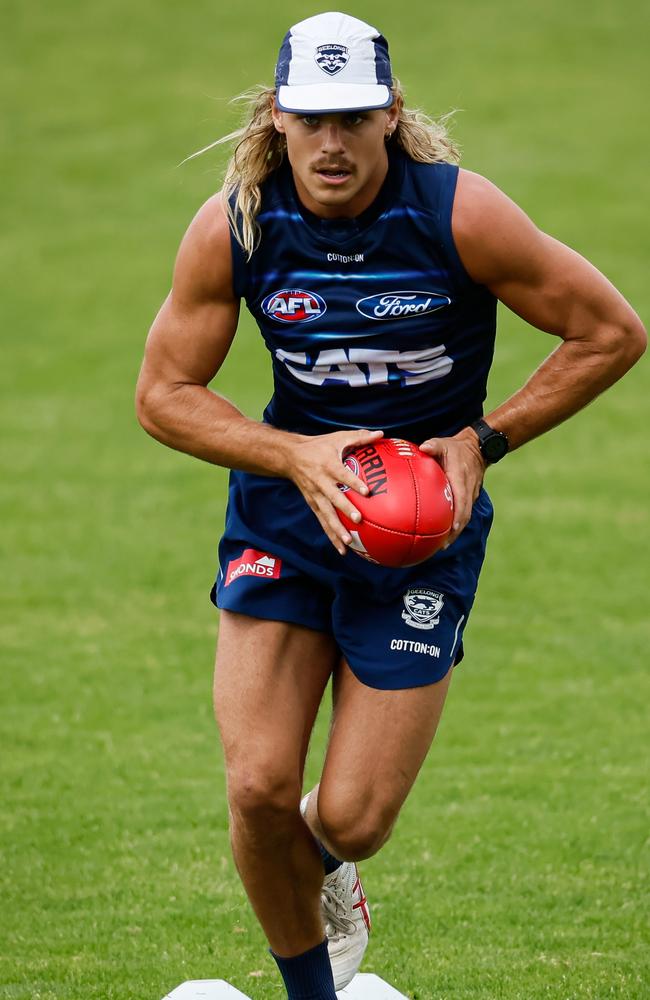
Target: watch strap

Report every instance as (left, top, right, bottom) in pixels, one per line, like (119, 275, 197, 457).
(471, 418, 509, 463)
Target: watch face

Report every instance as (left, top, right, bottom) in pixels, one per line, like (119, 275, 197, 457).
(472, 419, 509, 463)
(484, 434, 508, 462)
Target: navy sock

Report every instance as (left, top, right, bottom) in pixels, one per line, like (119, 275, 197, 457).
(317, 840, 343, 875)
(271, 938, 337, 999)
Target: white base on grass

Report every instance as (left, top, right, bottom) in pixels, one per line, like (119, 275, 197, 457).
(338, 973, 409, 997)
(164, 973, 407, 999)
(164, 983, 251, 1000)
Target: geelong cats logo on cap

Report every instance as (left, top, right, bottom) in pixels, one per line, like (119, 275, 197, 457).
(315, 44, 349, 76)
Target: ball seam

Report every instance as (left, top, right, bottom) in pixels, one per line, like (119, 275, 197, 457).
(406, 450, 420, 563)
(356, 517, 449, 539)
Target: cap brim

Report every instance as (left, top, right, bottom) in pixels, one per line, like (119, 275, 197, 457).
(276, 84, 393, 114)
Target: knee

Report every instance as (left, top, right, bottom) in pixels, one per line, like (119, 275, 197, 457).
(318, 799, 395, 862)
(227, 767, 301, 831)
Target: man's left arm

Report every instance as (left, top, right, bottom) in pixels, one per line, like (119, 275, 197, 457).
(421, 169, 647, 544)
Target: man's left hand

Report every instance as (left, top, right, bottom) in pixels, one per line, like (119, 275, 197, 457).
(419, 429, 487, 546)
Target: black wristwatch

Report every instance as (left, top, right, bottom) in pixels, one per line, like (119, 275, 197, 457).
(471, 418, 509, 464)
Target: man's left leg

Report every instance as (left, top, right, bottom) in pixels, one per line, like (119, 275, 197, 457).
(314, 660, 452, 858)
(302, 660, 453, 985)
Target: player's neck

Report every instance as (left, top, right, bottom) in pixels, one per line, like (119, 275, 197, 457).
(292, 151, 390, 220)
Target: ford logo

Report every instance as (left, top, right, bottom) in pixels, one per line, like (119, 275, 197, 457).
(356, 290, 451, 321)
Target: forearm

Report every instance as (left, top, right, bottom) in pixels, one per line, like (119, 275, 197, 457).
(480, 329, 645, 452)
(136, 381, 302, 477)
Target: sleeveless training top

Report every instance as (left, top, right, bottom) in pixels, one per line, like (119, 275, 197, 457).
(230, 149, 497, 442)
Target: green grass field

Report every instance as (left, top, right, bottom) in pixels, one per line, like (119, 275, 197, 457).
(2, 1, 649, 997)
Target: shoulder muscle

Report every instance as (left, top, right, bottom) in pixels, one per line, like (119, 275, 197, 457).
(172, 192, 236, 307)
(452, 169, 549, 289)
(451, 169, 643, 342)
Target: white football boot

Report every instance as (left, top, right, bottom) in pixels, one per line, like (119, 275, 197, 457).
(321, 860, 371, 991)
(301, 793, 371, 991)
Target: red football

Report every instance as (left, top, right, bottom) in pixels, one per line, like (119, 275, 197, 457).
(338, 438, 454, 567)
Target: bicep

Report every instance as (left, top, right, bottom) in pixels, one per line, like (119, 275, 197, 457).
(453, 170, 639, 342)
(143, 288, 240, 389)
(139, 194, 240, 392)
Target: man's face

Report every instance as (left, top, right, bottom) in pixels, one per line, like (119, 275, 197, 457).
(271, 104, 399, 219)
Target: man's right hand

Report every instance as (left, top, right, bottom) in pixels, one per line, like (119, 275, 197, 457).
(281, 428, 384, 556)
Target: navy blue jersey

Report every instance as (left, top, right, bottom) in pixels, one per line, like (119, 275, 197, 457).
(230, 149, 497, 442)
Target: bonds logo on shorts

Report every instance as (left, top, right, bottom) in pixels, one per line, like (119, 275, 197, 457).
(225, 549, 282, 587)
(262, 289, 327, 323)
(356, 291, 452, 321)
(315, 43, 349, 76)
(401, 588, 445, 630)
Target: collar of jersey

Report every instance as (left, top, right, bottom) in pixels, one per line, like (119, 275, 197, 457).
(284, 148, 404, 243)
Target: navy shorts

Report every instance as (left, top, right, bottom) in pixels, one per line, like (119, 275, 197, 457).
(211, 470, 493, 691)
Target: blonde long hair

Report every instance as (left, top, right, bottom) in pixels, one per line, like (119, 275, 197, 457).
(191, 81, 459, 259)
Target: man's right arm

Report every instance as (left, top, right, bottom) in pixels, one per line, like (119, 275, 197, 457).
(135, 194, 379, 554)
(136, 192, 295, 474)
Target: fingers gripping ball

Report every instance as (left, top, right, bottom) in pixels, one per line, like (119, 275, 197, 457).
(338, 438, 454, 567)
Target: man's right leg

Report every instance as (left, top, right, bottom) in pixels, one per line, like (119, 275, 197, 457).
(213, 610, 338, 959)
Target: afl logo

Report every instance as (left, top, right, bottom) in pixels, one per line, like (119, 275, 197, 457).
(356, 291, 451, 321)
(262, 288, 327, 323)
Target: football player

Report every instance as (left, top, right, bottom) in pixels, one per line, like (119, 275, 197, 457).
(136, 12, 645, 999)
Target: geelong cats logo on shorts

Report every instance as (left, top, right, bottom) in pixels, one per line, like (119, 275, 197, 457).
(262, 288, 327, 323)
(315, 44, 349, 76)
(401, 588, 445, 630)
